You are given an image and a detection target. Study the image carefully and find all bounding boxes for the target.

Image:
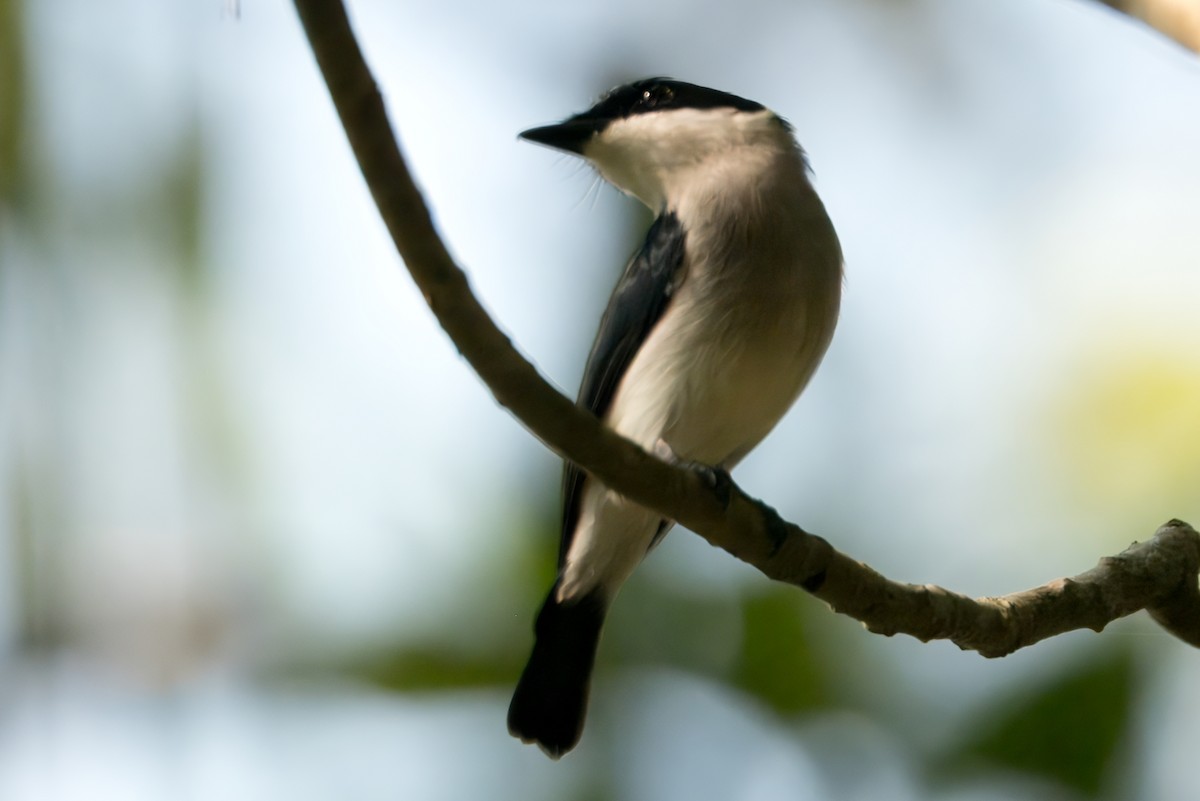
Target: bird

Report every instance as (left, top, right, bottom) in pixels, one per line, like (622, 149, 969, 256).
(508, 78, 843, 758)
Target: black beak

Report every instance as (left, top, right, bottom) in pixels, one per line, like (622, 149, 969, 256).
(519, 119, 597, 155)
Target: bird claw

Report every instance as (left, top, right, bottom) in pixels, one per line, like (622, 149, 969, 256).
(650, 438, 733, 509)
(689, 462, 734, 510)
(651, 438, 680, 464)
(652, 438, 734, 506)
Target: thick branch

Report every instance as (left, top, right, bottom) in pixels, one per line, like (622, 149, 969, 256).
(292, 0, 1200, 655)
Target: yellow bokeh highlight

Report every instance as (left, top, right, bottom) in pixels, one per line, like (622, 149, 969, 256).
(1054, 348, 1200, 519)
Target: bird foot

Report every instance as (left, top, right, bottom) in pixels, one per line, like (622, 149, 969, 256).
(652, 439, 734, 510)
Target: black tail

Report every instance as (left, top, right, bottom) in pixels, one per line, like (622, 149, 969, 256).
(507, 586, 607, 758)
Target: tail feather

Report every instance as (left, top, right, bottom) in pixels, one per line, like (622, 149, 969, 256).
(508, 587, 606, 758)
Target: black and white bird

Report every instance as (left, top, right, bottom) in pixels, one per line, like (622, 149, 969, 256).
(508, 78, 843, 758)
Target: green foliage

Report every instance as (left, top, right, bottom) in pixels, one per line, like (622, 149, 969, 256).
(335, 645, 522, 693)
(731, 588, 835, 716)
(603, 580, 742, 678)
(164, 124, 207, 296)
(0, 0, 25, 205)
(934, 646, 1137, 797)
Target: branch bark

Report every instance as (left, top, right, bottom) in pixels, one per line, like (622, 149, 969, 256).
(1098, 0, 1200, 53)
(291, 0, 1200, 655)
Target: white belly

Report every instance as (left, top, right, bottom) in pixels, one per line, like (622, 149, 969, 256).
(557, 269, 837, 602)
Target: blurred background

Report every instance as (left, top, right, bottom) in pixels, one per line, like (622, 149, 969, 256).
(2, 0, 1199, 798)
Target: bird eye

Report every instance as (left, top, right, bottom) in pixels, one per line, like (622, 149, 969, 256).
(638, 85, 674, 111)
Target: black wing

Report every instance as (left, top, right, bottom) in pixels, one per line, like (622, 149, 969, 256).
(558, 212, 687, 563)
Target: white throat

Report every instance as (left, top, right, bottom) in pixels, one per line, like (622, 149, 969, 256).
(582, 108, 796, 212)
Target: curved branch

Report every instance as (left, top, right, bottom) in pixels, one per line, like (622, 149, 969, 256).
(291, 0, 1200, 654)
